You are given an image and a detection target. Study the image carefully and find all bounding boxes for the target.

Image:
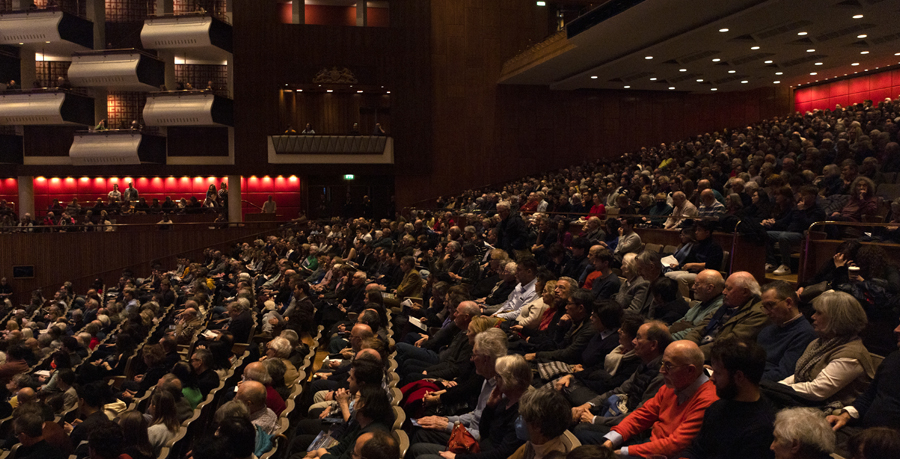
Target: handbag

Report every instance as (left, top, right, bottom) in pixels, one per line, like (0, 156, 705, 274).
(447, 422, 481, 454)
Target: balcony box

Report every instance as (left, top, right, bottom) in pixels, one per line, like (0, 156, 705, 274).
(0, 90, 94, 125)
(143, 91, 233, 126)
(69, 130, 166, 165)
(68, 50, 165, 91)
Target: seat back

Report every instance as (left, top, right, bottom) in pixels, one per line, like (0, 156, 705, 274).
(391, 405, 406, 431)
(392, 430, 410, 459)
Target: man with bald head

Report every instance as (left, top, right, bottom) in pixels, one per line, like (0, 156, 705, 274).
(684, 271, 769, 359)
(174, 307, 201, 345)
(670, 270, 726, 340)
(242, 361, 286, 415)
(601, 341, 718, 457)
(235, 380, 277, 434)
(697, 189, 725, 219)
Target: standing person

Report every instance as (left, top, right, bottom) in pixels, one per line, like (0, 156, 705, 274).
(496, 201, 528, 260)
(108, 183, 122, 202)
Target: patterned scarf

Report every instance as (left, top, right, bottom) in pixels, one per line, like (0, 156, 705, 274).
(794, 336, 854, 382)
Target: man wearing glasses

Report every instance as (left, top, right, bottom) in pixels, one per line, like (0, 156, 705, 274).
(601, 340, 718, 458)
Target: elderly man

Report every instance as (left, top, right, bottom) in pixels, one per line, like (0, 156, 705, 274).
(241, 361, 286, 415)
(489, 257, 539, 319)
(235, 380, 277, 434)
(174, 307, 202, 345)
(697, 189, 726, 220)
(263, 336, 301, 385)
(400, 301, 479, 383)
(757, 281, 816, 382)
(601, 341, 718, 457)
(684, 271, 769, 359)
(665, 191, 699, 229)
(670, 270, 726, 340)
(495, 200, 528, 259)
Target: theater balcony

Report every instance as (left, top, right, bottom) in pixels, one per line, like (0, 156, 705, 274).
(69, 130, 166, 165)
(140, 13, 232, 62)
(143, 91, 233, 127)
(0, 10, 93, 52)
(0, 90, 94, 125)
(67, 49, 165, 92)
(268, 135, 393, 164)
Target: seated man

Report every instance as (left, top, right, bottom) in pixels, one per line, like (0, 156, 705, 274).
(680, 338, 776, 459)
(763, 185, 825, 276)
(582, 247, 621, 301)
(600, 340, 718, 458)
(697, 189, 725, 220)
(684, 271, 768, 359)
(664, 221, 724, 292)
(669, 270, 725, 340)
(489, 257, 539, 320)
(756, 281, 816, 382)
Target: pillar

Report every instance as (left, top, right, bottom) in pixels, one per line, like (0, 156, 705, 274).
(226, 55, 233, 98)
(159, 50, 176, 91)
(356, 1, 366, 27)
(156, 0, 173, 16)
(17, 176, 34, 218)
(225, 0, 234, 23)
(86, 0, 105, 49)
(19, 49, 35, 90)
(94, 89, 107, 125)
(228, 175, 242, 223)
(292, 0, 304, 24)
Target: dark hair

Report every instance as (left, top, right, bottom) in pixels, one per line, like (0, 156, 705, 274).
(645, 321, 673, 353)
(171, 361, 199, 389)
(217, 416, 256, 458)
(356, 386, 393, 427)
(14, 412, 43, 438)
(58, 368, 76, 386)
(294, 280, 311, 296)
(709, 337, 766, 385)
(518, 387, 570, 439)
(566, 445, 617, 459)
(351, 359, 385, 387)
(517, 257, 539, 274)
(650, 277, 680, 303)
(191, 435, 232, 459)
(462, 243, 479, 258)
(836, 239, 862, 260)
(360, 430, 400, 459)
(571, 237, 591, 251)
(591, 299, 624, 330)
(88, 421, 125, 459)
(568, 289, 594, 309)
(52, 350, 72, 370)
(78, 381, 108, 408)
(118, 410, 153, 459)
(761, 280, 799, 304)
(847, 427, 900, 459)
(620, 313, 644, 340)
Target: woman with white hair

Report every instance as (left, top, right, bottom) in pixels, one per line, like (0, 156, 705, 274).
(614, 253, 649, 313)
(770, 407, 835, 459)
(771, 291, 876, 407)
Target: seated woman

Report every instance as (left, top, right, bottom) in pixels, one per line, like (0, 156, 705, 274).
(827, 176, 878, 238)
(509, 388, 581, 459)
(770, 407, 837, 459)
(767, 291, 876, 407)
(614, 254, 649, 313)
(646, 277, 689, 325)
(147, 390, 180, 455)
(553, 310, 643, 407)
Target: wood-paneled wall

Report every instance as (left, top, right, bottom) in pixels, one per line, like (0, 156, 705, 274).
(279, 92, 391, 136)
(0, 224, 278, 303)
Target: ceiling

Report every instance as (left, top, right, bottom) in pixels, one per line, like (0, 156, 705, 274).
(501, 0, 900, 93)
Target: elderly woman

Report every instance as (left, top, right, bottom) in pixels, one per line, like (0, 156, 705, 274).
(770, 407, 835, 459)
(409, 355, 532, 459)
(509, 388, 581, 459)
(614, 253, 649, 313)
(774, 291, 876, 406)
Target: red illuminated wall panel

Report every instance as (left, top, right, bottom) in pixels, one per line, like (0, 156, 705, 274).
(794, 68, 900, 112)
(0, 178, 18, 216)
(31, 175, 301, 221)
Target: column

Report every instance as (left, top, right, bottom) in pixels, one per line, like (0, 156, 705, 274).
(226, 56, 234, 98)
(94, 90, 108, 125)
(225, 0, 234, 23)
(17, 177, 34, 218)
(292, 0, 304, 24)
(86, 0, 105, 50)
(156, 0, 173, 16)
(356, 1, 366, 27)
(19, 49, 36, 90)
(159, 50, 176, 91)
(228, 175, 242, 223)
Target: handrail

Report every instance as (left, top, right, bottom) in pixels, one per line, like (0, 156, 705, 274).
(242, 200, 263, 211)
(6, 221, 278, 231)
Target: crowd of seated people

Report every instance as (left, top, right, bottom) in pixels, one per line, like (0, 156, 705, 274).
(4, 95, 900, 459)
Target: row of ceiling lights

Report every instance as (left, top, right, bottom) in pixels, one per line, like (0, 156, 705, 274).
(590, 13, 882, 91)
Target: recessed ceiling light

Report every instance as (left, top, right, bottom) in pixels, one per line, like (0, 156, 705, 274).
(741, 80, 748, 84)
(774, 81, 781, 84)
(536, 1, 546, 5)
(860, 51, 869, 54)
(650, 77, 657, 81)
(679, 69, 687, 72)
(798, 32, 807, 36)
(852, 62, 860, 66)
(712, 58, 721, 62)
(815, 62, 823, 65)
(645, 56, 653, 60)
(853, 14, 863, 19)
(298, 89, 303, 92)
(386, 91, 391, 94)
(590, 76, 598, 79)
(810, 72, 817, 75)
(45, 41, 50, 44)
(728, 70, 736, 73)
(326, 89, 333, 93)
(18, 43, 23, 45)
(357, 90, 363, 93)
(896, 53, 900, 56)
(858, 34, 867, 38)
(696, 79, 703, 82)
(765, 60, 773, 64)
(624, 85, 630, 89)
(806, 49, 815, 53)
(719, 28, 729, 33)
(669, 87, 675, 90)
(751, 46, 760, 50)
(711, 88, 717, 91)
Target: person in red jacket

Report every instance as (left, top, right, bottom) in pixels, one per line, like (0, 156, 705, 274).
(601, 340, 718, 457)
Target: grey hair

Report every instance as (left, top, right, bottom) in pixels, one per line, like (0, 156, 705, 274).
(279, 329, 300, 347)
(726, 193, 744, 209)
(244, 363, 272, 385)
(268, 336, 292, 359)
(773, 407, 835, 456)
(214, 400, 250, 423)
(474, 328, 508, 360)
(496, 201, 510, 211)
(456, 301, 482, 318)
(519, 387, 570, 439)
(731, 271, 761, 297)
(494, 355, 532, 392)
(812, 290, 867, 337)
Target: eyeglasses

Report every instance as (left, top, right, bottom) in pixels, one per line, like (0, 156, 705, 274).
(660, 361, 687, 372)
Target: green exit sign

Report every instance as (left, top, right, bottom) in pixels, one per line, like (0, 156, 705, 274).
(344, 174, 355, 180)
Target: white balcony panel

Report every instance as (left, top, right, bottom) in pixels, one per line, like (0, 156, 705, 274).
(143, 93, 216, 126)
(0, 12, 62, 44)
(141, 16, 213, 49)
(0, 92, 66, 125)
(68, 54, 157, 91)
(70, 132, 143, 166)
